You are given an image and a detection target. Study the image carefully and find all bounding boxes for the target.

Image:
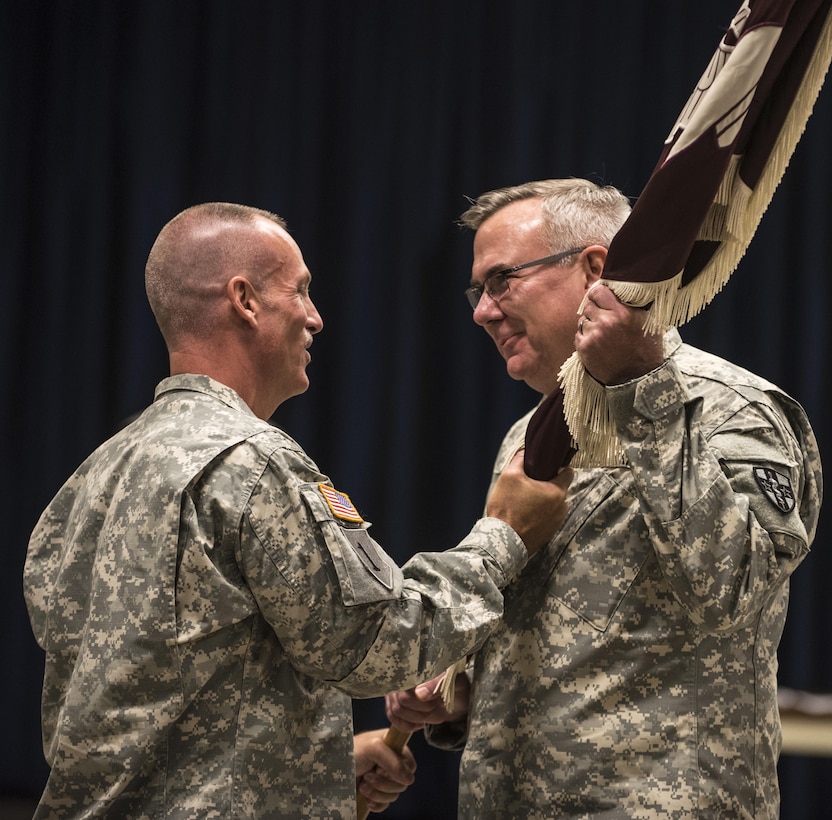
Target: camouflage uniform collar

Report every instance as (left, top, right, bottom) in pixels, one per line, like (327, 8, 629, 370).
(154, 374, 258, 418)
(663, 327, 683, 358)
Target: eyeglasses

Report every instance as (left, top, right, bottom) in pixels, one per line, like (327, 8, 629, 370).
(464, 247, 586, 310)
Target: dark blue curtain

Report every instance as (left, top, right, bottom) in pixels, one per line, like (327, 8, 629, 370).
(3, 2, 831, 817)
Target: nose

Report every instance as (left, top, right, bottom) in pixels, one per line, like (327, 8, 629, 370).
(472, 291, 504, 326)
(307, 298, 324, 334)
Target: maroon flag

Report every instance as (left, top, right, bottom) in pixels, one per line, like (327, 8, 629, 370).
(525, 0, 832, 479)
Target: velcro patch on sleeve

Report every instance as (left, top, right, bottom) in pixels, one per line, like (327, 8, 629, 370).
(342, 528, 395, 590)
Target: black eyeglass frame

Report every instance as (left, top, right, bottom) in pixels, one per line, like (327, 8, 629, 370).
(464, 246, 586, 310)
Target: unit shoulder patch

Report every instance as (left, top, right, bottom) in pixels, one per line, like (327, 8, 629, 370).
(753, 466, 796, 513)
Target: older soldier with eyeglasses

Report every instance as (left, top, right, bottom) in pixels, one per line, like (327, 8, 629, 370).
(386, 178, 821, 819)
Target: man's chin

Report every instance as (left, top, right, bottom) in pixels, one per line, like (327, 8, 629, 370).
(505, 360, 551, 394)
(504, 358, 529, 383)
(287, 375, 311, 399)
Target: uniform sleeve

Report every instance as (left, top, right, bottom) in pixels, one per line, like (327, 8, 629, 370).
(605, 356, 821, 633)
(238, 445, 528, 697)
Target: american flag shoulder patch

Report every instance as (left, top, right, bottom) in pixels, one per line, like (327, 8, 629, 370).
(318, 483, 364, 523)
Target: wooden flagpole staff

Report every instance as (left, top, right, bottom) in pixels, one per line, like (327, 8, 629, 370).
(355, 664, 460, 817)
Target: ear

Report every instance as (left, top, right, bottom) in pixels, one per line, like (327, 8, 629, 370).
(581, 245, 608, 287)
(227, 276, 258, 328)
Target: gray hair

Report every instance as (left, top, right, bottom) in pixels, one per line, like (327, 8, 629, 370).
(459, 178, 631, 252)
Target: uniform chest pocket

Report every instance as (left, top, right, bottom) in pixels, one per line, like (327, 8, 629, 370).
(530, 470, 650, 631)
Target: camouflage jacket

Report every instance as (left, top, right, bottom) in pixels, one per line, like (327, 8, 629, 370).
(427, 331, 822, 819)
(24, 374, 527, 819)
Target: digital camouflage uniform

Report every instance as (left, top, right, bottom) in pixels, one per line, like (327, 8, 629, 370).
(24, 374, 528, 819)
(427, 331, 822, 819)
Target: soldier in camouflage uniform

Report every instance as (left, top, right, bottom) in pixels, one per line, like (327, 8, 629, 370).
(386, 179, 822, 819)
(23, 202, 573, 819)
